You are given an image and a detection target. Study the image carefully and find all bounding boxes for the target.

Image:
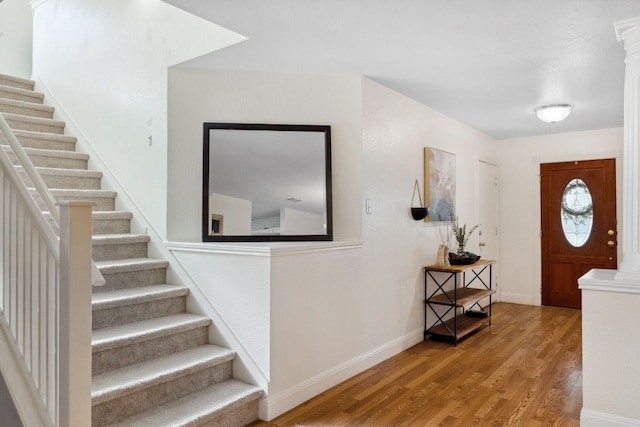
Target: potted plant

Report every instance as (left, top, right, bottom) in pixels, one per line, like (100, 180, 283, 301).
(449, 215, 481, 265)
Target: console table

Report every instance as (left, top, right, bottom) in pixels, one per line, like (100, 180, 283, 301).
(424, 259, 496, 345)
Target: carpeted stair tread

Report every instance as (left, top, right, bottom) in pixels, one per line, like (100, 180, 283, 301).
(91, 211, 134, 235)
(92, 344, 235, 405)
(92, 233, 150, 246)
(30, 188, 117, 211)
(17, 166, 102, 190)
(0, 83, 44, 103)
(4, 129, 77, 149)
(95, 257, 169, 274)
(0, 97, 54, 119)
(17, 165, 102, 179)
(105, 379, 263, 427)
(92, 284, 189, 311)
(42, 188, 115, 196)
(0, 74, 36, 91)
(92, 313, 211, 353)
(3, 145, 89, 163)
(45, 210, 132, 225)
(1, 112, 65, 134)
(92, 211, 134, 220)
(3, 145, 88, 170)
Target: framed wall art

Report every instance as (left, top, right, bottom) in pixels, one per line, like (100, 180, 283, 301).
(424, 147, 456, 221)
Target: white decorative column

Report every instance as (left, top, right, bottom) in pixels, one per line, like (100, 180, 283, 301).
(615, 17, 640, 280)
(577, 17, 640, 427)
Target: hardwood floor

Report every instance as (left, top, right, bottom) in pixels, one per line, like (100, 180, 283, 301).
(250, 303, 582, 426)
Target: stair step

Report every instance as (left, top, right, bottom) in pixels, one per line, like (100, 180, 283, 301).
(30, 188, 116, 211)
(93, 284, 189, 311)
(92, 344, 234, 404)
(95, 258, 170, 275)
(92, 233, 150, 261)
(2, 146, 89, 169)
(0, 74, 35, 91)
(94, 258, 169, 290)
(91, 345, 235, 425)
(107, 379, 262, 427)
(2, 112, 65, 134)
(92, 313, 211, 375)
(92, 313, 209, 353)
(92, 284, 189, 329)
(5, 129, 77, 151)
(0, 84, 43, 104)
(0, 98, 54, 119)
(17, 166, 102, 190)
(92, 211, 133, 235)
(44, 209, 132, 235)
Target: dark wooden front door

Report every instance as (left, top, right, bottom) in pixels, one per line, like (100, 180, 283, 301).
(540, 159, 617, 309)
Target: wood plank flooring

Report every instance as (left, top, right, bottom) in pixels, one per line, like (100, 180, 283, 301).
(250, 303, 582, 426)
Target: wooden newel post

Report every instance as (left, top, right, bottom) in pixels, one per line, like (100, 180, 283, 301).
(58, 201, 94, 427)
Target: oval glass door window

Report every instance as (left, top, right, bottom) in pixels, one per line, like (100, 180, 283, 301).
(561, 178, 593, 247)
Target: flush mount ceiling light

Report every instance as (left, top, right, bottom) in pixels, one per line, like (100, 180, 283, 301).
(534, 104, 574, 124)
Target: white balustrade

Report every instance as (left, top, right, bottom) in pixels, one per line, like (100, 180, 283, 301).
(0, 113, 93, 426)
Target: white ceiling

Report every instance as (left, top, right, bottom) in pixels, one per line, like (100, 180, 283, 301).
(165, 0, 640, 140)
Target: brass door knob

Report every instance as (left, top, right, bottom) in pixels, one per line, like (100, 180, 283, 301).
(607, 240, 616, 247)
(479, 242, 486, 247)
(608, 229, 615, 236)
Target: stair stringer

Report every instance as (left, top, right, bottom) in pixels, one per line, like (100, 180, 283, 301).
(32, 76, 269, 394)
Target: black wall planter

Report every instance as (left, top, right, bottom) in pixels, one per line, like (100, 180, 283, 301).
(411, 180, 429, 220)
(411, 207, 428, 220)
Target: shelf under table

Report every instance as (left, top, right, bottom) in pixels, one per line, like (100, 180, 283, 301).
(427, 287, 496, 308)
(428, 314, 491, 340)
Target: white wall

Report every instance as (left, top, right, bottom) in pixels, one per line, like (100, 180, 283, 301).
(167, 67, 363, 242)
(210, 193, 251, 235)
(30, 0, 244, 238)
(497, 128, 623, 305)
(266, 78, 499, 417)
(0, 0, 32, 79)
(166, 69, 500, 418)
(280, 208, 324, 235)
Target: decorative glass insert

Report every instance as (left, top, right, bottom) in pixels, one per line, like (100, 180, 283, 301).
(561, 178, 593, 247)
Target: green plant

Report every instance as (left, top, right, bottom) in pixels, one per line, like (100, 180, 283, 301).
(451, 215, 480, 255)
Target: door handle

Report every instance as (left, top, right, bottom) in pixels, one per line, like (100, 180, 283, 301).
(607, 240, 616, 247)
(479, 242, 486, 247)
(608, 229, 615, 236)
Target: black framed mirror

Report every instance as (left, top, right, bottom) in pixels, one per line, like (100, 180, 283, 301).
(202, 123, 333, 242)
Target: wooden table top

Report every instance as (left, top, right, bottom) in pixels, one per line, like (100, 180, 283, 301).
(424, 259, 496, 273)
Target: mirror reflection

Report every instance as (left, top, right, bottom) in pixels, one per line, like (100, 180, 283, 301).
(202, 123, 332, 242)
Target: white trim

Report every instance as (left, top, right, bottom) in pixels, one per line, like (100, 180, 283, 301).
(579, 268, 640, 294)
(499, 292, 534, 305)
(581, 408, 640, 426)
(615, 17, 640, 42)
(165, 240, 363, 257)
(476, 156, 500, 301)
(29, 0, 49, 10)
(259, 327, 423, 421)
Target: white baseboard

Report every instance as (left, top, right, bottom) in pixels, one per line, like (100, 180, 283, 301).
(581, 408, 640, 426)
(500, 292, 534, 305)
(259, 327, 424, 421)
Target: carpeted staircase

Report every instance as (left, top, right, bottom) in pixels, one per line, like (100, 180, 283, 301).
(0, 73, 262, 426)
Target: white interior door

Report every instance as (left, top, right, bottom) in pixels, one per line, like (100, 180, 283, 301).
(478, 160, 500, 301)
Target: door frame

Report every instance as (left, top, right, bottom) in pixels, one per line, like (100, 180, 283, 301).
(476, 156, 500, 302)
(532, 150, 622, 306)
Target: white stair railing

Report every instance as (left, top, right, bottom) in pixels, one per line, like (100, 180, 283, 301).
(0, 113, 94, 426)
